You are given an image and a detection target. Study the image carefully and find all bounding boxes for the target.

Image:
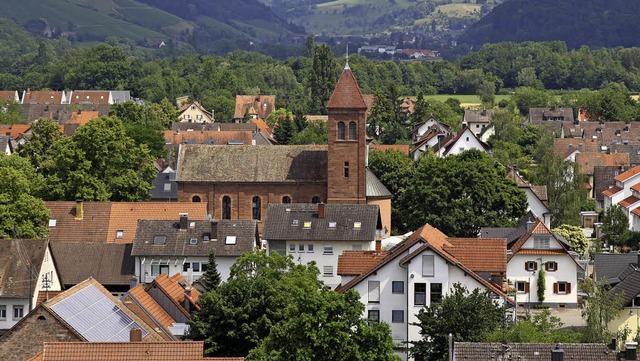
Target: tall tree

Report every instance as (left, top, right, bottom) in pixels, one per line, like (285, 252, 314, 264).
(412, 283, 504, 361)
(273, 115, 295, 144)
(307, 44, 338, 115)
(601, 205, 629, 247)
(582, 280, 624, 343)
(486, 310, 582, 343)
(200, 251, 222, 291)
(477, 79, 496, 107)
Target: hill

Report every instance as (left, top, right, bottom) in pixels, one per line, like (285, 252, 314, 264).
(0, 0, 301, 53)
(459, 0, 640, 49)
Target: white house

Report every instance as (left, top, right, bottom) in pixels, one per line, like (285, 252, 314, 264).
(264, 203, 384, 289)
(131, 215, 258, 284)
(0, 239, 62, 331)
(603, 165, 640, 230)
(462, 109, 494, 137)
(507, 168, 552, 227)
(178, 101, 215, 123)
(507, 219, 582, 309)
(336, 224, 511, 361)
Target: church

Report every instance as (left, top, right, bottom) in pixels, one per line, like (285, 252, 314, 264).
(175, 65, 392, 233)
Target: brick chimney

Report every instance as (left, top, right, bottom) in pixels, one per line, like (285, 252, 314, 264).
(129, 328, 142, 342)
(375, 239, 382, 253)
(179, 213, 188, 230)
(317, 203, 325, 219)
(75, 199, 84, 220)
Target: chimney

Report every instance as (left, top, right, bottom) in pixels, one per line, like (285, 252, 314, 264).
(179, 213, 188, 230)
(626, 342, 637, 360)
(375, 239, 382, 253)
(185, 286, 192, 298)
(129, 328, 142, 342)
(129, 277, 138, 290)
(75, 199, 84, 220)
(317, 203, 326, 219)
(551, 346, 564, 361)
(578, 144, 583, 152)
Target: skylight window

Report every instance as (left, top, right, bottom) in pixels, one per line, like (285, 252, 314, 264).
(303, 221, 312, 229)
(189, 238, 198, 245)
(292, 219, 299, 226)
(354, 222, 362, 230)
(203, 233, 211, 241)
(328, 221, 337, 229)
(153, 235, 166, 245)
(48, 219, 57, 227)
(116, 230, 124, 239)
(225, 236, 237, 245)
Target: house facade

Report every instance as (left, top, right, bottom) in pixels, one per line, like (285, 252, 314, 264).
(462, 109, 494, 137)
(178, 101, 214, 123)
(603, 165, 640, 231)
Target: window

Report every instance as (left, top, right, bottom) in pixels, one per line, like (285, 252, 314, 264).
(202, 263, 208, 272)
(338, 121, 345, 140)
(312, 196, 321, 204)
(354, 222, 362, 230)
(545, 262, 558, 272)
(48, 219, 57, 227)
(368, 281, 380, 303)
(392, 310, 404, 323)
(392, 281, 404, 294)
(307, 244, 314, 253)
(0, 305, 5, 320)
(192, 262, 200, 272)
(151, 264, 169, 276)
(225, 236, 236, 245)
(323, 266, 333, 277)
(299, 244, 305, 252)
(344, 161, 350, 178)
(183, 262, 191, 272)
(415, 283, 426, 305)
(116, 229, 124, 239)
(289, 244, 296, 253)
(525, 261, 537, 271)
(13, 306, 23, 320)
(368, 310, 380, 322)
(282, 196, 291, 204)
(430, 283, 443, 303)
(292, 219, 299, 226)
(164, 183, 172, 192)
(555, 282, 571, 294)
(328, 221, 337, 229)
(252, 196, 261, 220)
(323, 244, 333, 255)
(349, 121, 357, 140)
(534, 236, 550, 249)
(516, 281, 529, 293)
(189, 238, 198, 245)
(192, 195, 201, 202)
(422, 255, 434, 277)
(153, 235, 166, 245)
(222, 196, 231, 219)
(303, 221, 312, 229)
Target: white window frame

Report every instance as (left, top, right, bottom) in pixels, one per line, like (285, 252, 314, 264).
(422, 255, 435, 277)
(13, 305, 23, 320)
(0, 305, 6, 320)
(368, 281, 380, 303)
(116, 229, 124, 239)
(289, 244, 296, 253)
(307, 244, 314, 253)
(323, 244, 333, 255)
(558, 282, 568, 294)
(299, 244, 305, 252)
(323, 266, 333, 277)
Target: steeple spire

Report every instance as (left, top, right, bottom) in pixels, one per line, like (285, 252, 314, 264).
(345, 44, 350, 70)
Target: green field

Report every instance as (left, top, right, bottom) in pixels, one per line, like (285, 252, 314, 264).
(421, 94, 563, 108)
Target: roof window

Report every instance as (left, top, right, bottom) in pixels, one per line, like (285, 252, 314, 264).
(292, 219, 299, 226)
(189, 238, 198, 245)
(303, 221, 312, 229)
(354, 222, 362, 230)
(328, 221, 337, 229)
(203, 233, 211, 241)
(153, 235, 166, 245)
(116, 229, 124, 239)
(48, 219, 57, 227)
(225, 236, 237, 245)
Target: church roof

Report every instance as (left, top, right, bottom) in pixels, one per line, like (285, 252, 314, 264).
(366, 169, 392, 198)
(327, 69, 367, 109)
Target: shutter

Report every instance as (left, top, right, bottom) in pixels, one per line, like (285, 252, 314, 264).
(566, 283, 572, 294)
(524, 262, 528, 271)
(554, 262, 558, 271)
(534, 262, 538, 271)
(525, 282, 530, 293)
(545, 262, 549, 271)
(553, 282, 558, 294)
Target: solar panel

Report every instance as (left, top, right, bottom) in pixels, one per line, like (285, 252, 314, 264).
(49, 284, 148, 342)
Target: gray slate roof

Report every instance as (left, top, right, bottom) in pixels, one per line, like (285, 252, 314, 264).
(49, 242, 135, 286)
(263, 203, 381, 241)
(463, 109, 494, 124)
(150, 167, 177, 201)
(366, 169, 392, 198)
(132, 219, 258, 257)
(610, 267, 640, 306)
(171, 122, 257, 132)
(594, 252, 638, 284)
(177, 144, 328, 183)
(480, 211, 537, 246)
(0, 239, 48, 298)
(454, 342, 617, 361)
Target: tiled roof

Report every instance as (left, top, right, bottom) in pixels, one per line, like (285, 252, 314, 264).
(619, 195, 640, 208)
(23, 91, 64, 104)
(362, 94, 377, 114)
(46, 201, 112, 242)
(463, 109, 494, 124)
(609, 141, 640, 165)
(594, 253, 638, 284)
(36, 290, 63, 306)
(516, 249, 568, 255)
(164, 130, 253, 145)
(49, 242, 135, 286)
(178, 101, 213, 120)
(107, 202, 208, 244)
(132, 219, 257, 257)
(177, 144, 327, 183)
(67, 110, 99, 125)
(38, 341, 207, 361)
(610, 268, 640, 306)
(445, 238, 506, 272)
(530, 185, 548, 203)
(69, 91, 111, 105)
(171, 122, 257, 132)
(337, 250, 387, 276)
(454, 342, 616, 361)
(602, 186, 623, 197)
(0, 239, 48, 298)
(150, 274, 200, 317)
(509, 219, 580, 270)
(249, 118, 272, 135)
(20, 104, 111, 123)
(263, 203, 381, 242)
(0, 124, 31, 140)
(575, 152, 629, 175)
(234, 95, 276, 119)
(150, 167, 177, 201)
(568, 121, 640, 144)
(369, 144, 410, 155)
(366, 168, 392, 198)
(326, 68, 367, 109)
(615, 165, 640, 182)
(0, 90, 19, 103)
(553, 138, 599, 158)
(26, 352, 43, 361)
(528, 107, 574, 123)
(480, 211, 537, 247)
(632, 207, 640, 217)
(126, 284, 176, 330)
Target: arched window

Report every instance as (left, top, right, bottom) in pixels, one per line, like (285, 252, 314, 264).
(282, 196, 291, 204)
(337, 122, 345, 140)
(252, 196, 261, 220)
(192, 195, 201, 203)
(312, 196, 321, 204)
(349, 121, 357, 140)
(222, 196, 231, 220)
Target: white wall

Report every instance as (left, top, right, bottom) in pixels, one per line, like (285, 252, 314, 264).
(507, 254, 578, 306)
(524, 188, 552, 228)
(137, 255, 238, 284)
(0, 298, 29, 330)
(34, 246, 63, 308)
(443, 129, 486, 157)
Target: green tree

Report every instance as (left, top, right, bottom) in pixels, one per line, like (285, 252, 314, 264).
(582, 279, 624, 343)
(17, 118, 63, 171)
(307, 44, 338, 114)
(486, 310, 582, 343)
(290, 120, 327, 145)
(477, 79, 496, 107)
(516, 67, 544, 89)
(0, 99, 24, 124)
(601, 205, 630, 246)
(200, 251, 222, 291)
(273, 115, 295, 144)
(537, 268, 546, 302)
(512, 87, 553, 115)
(554, 224, 589, 257)
(412, 283, 504, 361)
(0, 154, 50, 238)
(402, 150, 527, 237)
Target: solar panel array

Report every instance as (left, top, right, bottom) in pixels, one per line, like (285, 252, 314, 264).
(49, 284, 148, 342)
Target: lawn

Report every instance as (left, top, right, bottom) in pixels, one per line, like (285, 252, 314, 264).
(422, 94, 510, 108)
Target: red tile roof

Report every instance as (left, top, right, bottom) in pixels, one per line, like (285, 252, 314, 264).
(39, 341, 206, 360)
(46, 201, 112, 243)
(234, 95, 276, 119)
(0, 124, 31, 139)
(575, 152, 629, 175)
(517, 249, 569, 255)
(0, 90, 19, 103)
(337, 250, 388, 276)
(631, 183, 640, 193)
(615, 165, 640, 182)
(619, 195, 640, 208)
(69, 91, 110, 105)
(553, 138, 598, 158)
(249, 118, 272, 135)
(327, 68, 367, 109)
(126, 284, 176, 330)
(67, 110, 100, 125)
(445, 238, 506, 272)
(362, 94, 376, 114)
(148, 274, 200, 317)
(23, 90, 64, 104)
(36, 291, 63, 306)
(603, 186, 623, 197)
(632, 207, 640, 217)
